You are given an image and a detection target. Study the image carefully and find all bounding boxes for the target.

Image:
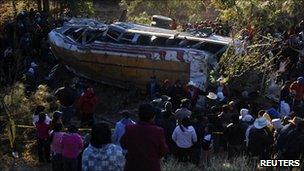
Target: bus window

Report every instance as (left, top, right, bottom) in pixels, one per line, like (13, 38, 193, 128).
(120, 33, 135, 44)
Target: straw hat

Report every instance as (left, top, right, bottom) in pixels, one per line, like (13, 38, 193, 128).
(206, 92, 217, 100)
(254, 117, 270, 129)
(289, 116, 303, 126)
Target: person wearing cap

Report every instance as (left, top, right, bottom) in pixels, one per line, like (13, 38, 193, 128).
(239, 108, 254, 126)
(175, 99, 192, 122)
(276, 116, 303, 158)
(247, 117, 274, 159)
(121, 103, 169, 171)
(277, 118, 304, 160)
(184, 81, 199, 108)
(113, 110, 135, 146)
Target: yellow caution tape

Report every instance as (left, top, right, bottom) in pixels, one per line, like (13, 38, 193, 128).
(15, 124, 91, 131)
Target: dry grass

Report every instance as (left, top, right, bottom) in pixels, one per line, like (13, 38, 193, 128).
(161, 155, 255, 171)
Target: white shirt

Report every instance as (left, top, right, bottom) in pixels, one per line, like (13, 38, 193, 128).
(32, 114, 51, 126)
(279, 100, 290, 118)
(172, 125, 197, 148)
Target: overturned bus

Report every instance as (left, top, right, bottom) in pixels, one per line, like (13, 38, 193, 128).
(49, 19, 231, 91)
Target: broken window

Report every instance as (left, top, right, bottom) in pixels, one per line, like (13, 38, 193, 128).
(65, 28, 84, 43)
(119, 33, 135, 44)
(178, 39, 200, 48)
(137, 35, 152, 46)
(165, 37, 183, 47)
(191, 42, 226, 54)
(150, 36, 167, 46)
(106, 29, 121, 42)
(85, 29, 106, 44)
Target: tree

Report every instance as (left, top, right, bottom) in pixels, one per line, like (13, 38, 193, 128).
(211, 0, 304, 31)
(120, 0, 206, 24)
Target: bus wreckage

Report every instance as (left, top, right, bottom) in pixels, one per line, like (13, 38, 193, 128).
(49, 19, 232, 91)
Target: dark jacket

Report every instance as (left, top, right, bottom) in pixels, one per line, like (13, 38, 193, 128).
(55, 86, 77, 107)
(282, 129, 304, 159)
(224, 121, 247, 146)
(160, 111, 177, 153)
(146, 82, 160, 99)
(121, 122, 169, 171)
(248, 127, 274, 159)
(277, 123, 296, 152)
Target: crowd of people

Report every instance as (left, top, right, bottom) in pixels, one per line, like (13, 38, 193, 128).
(30, 71, 304, 171)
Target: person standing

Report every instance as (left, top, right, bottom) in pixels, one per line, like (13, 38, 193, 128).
(61, 125, 83, 171)
(50, 123, 64, 171)
(82, 122, 125, 171)
(175, 99, 192, 122)
(113, 110, 135, 146)
(35, 113, 51, 163)
(224, 115, 247, 159)
(55, 82, 78, 125)
(121, 103, 169, 171)
(247, 117, 274, 159)
(172, 117, 197, 163)
(78, 88, 98, 126)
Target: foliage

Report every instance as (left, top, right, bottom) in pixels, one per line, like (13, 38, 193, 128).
(211, 0, 304, 30)
(120, 0, 206, 24)
(3, 83, 31, 122)
(56, 0, 95, 17)
(3, 83, 58, 123)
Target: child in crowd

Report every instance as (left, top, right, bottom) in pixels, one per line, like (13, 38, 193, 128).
(61, 125, 83, 171)
(35, 113, 51, 163)
(50, 123, 64, 171)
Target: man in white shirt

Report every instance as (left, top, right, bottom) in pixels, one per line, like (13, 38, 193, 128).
(172, 117, 197, 162)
